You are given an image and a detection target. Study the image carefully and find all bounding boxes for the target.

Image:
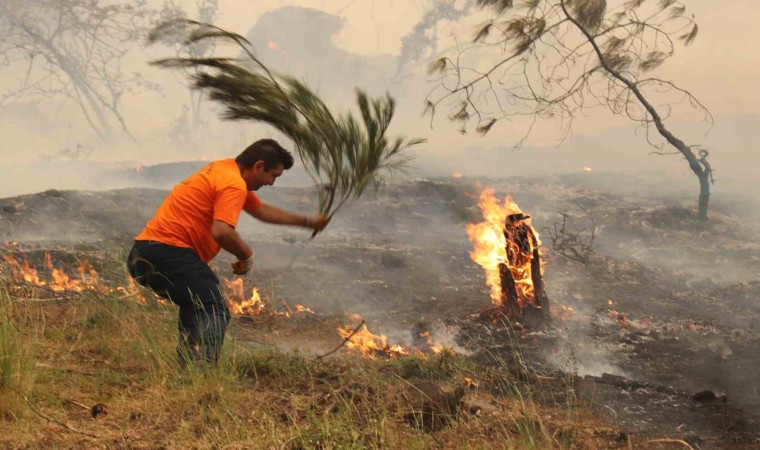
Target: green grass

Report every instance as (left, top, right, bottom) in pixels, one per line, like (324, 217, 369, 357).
(0, 282, 37, 421)
(0, 266, 613, 449)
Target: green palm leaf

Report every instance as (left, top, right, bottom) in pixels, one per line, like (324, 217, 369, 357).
(149, 20, 424, 230)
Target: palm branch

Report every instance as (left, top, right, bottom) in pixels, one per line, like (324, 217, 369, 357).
(149, 20, 424, 232)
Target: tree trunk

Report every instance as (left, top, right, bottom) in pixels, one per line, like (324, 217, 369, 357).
(499, 213, 550, 327)
(561, 0, 712, 221)
(698, 171, 710, 221)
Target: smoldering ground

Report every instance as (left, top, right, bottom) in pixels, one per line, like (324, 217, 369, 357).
(3, 169, 759, 411)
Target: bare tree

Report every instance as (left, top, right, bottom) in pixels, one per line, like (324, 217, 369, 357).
(0, 0, 157, 139)
(427, 0, 714, 220)
(154, 0, 219, 134)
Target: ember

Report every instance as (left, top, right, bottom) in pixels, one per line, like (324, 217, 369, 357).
(466, 189, 550, 325)
(463, 376, 479, 388)
(418, 331, 446, 354)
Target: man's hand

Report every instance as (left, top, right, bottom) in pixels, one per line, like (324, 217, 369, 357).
(305, 214, 330, 234)
(231, 254, 254, 275)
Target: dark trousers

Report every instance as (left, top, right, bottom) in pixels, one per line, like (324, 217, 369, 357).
(127, 240, 230, 366)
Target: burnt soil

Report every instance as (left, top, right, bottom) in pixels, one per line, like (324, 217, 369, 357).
(1, 174, 759, 448)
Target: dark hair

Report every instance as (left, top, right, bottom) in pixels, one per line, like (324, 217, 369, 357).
(235, 139, 294, 170)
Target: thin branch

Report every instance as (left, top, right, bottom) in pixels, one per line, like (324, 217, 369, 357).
(316, 320, 365, 360)
(12, 389, 99, 438)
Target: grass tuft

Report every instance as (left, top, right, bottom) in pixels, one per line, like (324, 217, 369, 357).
(0, 267, 615, 448)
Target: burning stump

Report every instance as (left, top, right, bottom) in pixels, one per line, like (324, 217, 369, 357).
(467, 189, 551, 328)
(498, 213, 550, 327)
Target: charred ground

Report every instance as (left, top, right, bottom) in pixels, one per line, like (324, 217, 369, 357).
(1, 173, 759, 448)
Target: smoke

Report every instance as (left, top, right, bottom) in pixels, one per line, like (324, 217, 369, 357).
(542, 306, 630, 378)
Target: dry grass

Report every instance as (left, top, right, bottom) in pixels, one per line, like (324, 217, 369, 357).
(0, 273, 621, 449)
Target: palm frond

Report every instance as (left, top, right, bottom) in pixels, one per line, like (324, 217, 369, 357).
(149, 19, 423, 225)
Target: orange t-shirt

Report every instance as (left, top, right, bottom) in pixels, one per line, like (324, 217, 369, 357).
(135, 159, 262, 263)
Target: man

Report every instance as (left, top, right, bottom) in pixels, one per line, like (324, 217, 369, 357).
(127, 139, 329, 365)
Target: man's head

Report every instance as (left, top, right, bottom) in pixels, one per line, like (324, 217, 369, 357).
(235, 139, 294, 190)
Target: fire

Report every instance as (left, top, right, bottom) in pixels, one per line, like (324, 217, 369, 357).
(582, 166, 592, 172)
(268, 41, 278, 51)
(452, 172, 463, 178)
(220, 277, 316, 317)
(335, 316, 452, 359)
(43, 255, 112, 293)
(47, 254, 79, 292)
(221, 278, 266, 315)
(466, 189, 540, 309)
(115, 277, 155, 305)
(607, 299, 627, 325)
(2, 253, 146, 299)
(463, 376, 479, 388)
(419, 330, 445, 354)
(3, 254, 46, 286)
(294, 304, 315, 314)
(337, 323, 409, 359)
(135, 163, 144, 173)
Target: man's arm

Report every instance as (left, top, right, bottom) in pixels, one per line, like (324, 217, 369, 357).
(247, 203, 329, 231)
(211, 220, 253, 261)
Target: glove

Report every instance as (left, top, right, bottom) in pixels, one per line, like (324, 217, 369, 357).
(304, 214, 330, 232)
(231, 255, 253, 275)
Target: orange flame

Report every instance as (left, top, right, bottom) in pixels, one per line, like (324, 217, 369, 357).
(135, 164, 144, 173)
(452, 172, 463, 178)
(336, 316, 451, 359)
(221, 278, 266, 315)
(465, 189, 540, 308)
(337, 323, 409, 359)
(46, 254, 81, 292)
(3, 254, 135, 297)
(115, 277, 155, 304)
(3, 254, 46, 286)
(220, 277, 319, 317)
(294, 304, 315, 314)
(268, 41, 278, 51)
(419, 330, 445, 354)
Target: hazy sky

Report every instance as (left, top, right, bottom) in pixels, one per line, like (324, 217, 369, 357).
(212, 0, 760, 117)
(205, 0, 759, 183)
(0, 0, 757, 194)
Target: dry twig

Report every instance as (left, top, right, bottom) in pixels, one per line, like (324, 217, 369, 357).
(316, 320, 365, 359)
(12, 389, 99, 438)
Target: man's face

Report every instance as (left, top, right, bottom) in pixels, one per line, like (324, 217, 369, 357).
(243, 161, 284, 191)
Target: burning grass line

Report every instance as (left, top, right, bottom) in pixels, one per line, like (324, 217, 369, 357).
(317, 320, 365, 360)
